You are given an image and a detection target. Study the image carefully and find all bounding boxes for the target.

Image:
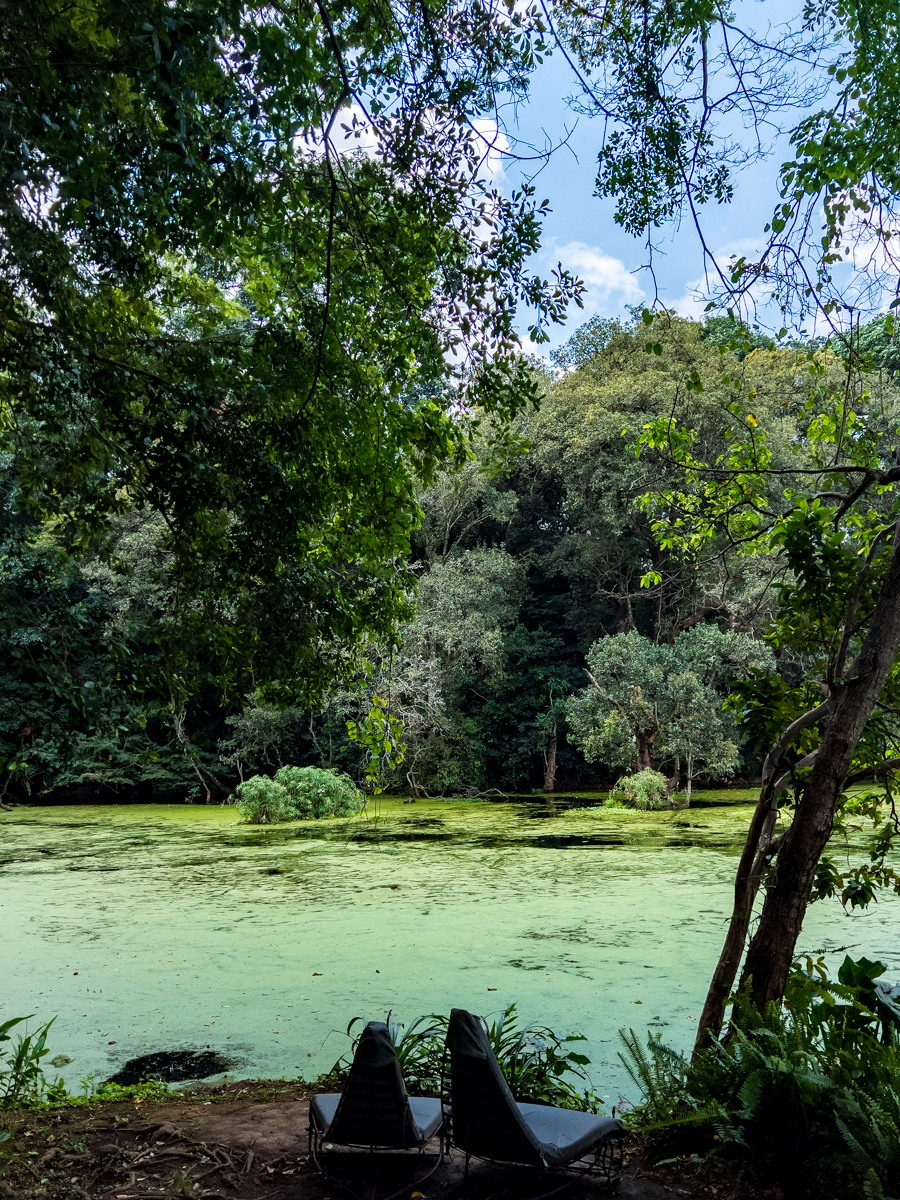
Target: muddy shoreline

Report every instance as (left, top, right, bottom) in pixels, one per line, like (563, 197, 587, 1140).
(0, 1081, 777, 1200)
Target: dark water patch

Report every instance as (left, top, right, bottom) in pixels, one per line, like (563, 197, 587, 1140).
(685, 798, 747, 808)
(107, 1049, 234, 1085)
(479, 794, 602, 810)
(529, 834, 626, 849)
(343, 829, 456, 844)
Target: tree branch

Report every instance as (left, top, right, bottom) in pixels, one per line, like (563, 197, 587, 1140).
(771, 748, 819, 800)
(844, 758, 900, 788)
(834, 524, 893, 685)
(761, 699, 834, 789)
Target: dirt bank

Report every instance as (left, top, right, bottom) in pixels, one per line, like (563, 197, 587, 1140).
(0, 1082, 781, 1200)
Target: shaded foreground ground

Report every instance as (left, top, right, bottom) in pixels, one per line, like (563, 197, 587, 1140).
(0, 1083, 781, 1200)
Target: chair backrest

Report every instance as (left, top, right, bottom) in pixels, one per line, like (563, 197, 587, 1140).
(327, 1022, 421, 1149)
(445, 1008, 543, 1166)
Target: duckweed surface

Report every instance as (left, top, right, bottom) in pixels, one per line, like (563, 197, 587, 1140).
(2, 797, 898, 1101)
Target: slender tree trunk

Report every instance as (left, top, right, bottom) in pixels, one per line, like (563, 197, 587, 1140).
(666, 757, 682, 806)
(172, 703, 230, 804)
(694, 528, 900, 1052)
(693, 798, 778, 1055)
(740, 534, 900, 1008)
(543, 727, 558, 793)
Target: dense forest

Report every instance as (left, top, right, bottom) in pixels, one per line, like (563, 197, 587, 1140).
(7, 5, 900, 1192)
(5, 310, 898, 803)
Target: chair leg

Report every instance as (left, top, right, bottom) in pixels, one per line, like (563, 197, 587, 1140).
(309, 1135, 444, 1200)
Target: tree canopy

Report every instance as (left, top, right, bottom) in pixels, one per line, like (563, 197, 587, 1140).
(0, 0, 579, 701)
(568, 626, 770, 794)
(9, 310, 898, 806)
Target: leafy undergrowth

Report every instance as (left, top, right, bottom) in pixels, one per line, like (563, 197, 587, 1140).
(325, 1003, 606, 1112)
(619, 955, 900, 1200)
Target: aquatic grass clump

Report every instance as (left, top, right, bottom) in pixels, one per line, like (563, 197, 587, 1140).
(274, 765, 362, 818)
(0, 1017, 175, 1110)
(1, 1017, 56, 1108)
(233, 775, 293, 824)
(233, 767, 362, 823)
(613, 769, 669, 811)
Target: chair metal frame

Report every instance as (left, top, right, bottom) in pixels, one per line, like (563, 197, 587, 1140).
(306, 1021, 445, 1200)
(440, 1012, 624, 1198)
(308, 1114, 445, 1200)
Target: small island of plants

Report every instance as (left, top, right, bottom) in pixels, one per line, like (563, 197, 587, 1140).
(232, 767, 363, 825)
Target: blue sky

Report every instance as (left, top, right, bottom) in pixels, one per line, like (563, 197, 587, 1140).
(501, 45, 794, 351)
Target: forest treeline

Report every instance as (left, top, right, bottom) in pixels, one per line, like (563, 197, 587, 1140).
(4, 310, 899, 803)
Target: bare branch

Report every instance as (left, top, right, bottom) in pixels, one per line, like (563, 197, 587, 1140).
(761, 699, 834, 788)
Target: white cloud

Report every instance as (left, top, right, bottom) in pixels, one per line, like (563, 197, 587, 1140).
(664, 276, 710, 320)
(665, 237, 772, 321)
(470, 117, 508, 181)
(715, 237, 767, 261)
(548, 241, 644, 314)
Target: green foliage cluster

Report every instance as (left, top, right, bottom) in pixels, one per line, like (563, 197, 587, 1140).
(0, 1016, 176, 1113)
(5, 309, 899, 804)
(330, 1004, 603, 1112)
(273, 766, 363, 819)
(620, 957, 900, 1197)
(0, 1017, 56, 1109)
(613, 768, 669, 811)
(568, 626, 769, 793)
(1, 0, 579, 722)
(233, 766, 361, 824)
(232, 776, 292, 825)
(812, 789, 900, 912)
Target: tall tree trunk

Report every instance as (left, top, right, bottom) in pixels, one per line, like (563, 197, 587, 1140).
(740, 534, 900, 1008)
(694, 523, 900, 1051)
(693, 798, 778, 1054)
(636, 728, 657, 770)
(543, 727, 558, 793)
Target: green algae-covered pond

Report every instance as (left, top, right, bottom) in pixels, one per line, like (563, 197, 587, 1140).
(3, 797, 899, 1101)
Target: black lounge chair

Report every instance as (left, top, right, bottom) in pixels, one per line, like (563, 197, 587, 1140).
(443, 1008, 623, 1194)
(308, 1020, 444, 1200)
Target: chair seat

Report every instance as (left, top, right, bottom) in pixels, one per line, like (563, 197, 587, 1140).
(311, 1092, 443, 1145)
(409, 1096, 444, 1140)
(310, 1092, 340, 1130)
(517, 1103, 622, 1167)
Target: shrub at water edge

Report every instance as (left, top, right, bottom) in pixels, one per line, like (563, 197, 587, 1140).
(613, 769, 669, 811)
(234, 767, 363, 823)
(232, 776, 293, 824)
(274, 766, 362, 818)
